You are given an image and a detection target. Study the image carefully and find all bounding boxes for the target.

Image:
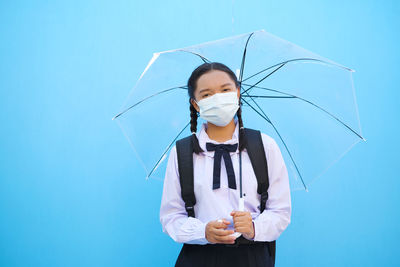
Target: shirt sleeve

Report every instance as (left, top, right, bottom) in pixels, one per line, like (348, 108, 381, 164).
(252, 135, 292, 242)
(159, 146, 209, 245)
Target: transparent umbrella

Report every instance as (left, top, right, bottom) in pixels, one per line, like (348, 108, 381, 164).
(112, 29, 365, 192)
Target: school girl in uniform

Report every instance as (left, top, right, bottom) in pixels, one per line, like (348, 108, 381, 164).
(160, 62, 291, 267)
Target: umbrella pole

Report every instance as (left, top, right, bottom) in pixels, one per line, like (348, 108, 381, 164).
(239, 150, 242, 198)
(239, 150, 244, 211)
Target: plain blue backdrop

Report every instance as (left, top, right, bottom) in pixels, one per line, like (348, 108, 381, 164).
(1, 0, 399, 266)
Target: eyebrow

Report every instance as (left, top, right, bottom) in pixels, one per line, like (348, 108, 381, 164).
(198, 83, 234, 93)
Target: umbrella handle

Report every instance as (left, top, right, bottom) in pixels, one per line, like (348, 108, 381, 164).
(238, 196, 244, 211)
(217, 196, 245, 239)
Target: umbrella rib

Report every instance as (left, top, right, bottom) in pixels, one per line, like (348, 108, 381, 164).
(242, 57, 353, 84)
(146, 121, 191, 179)
(241, 84, 365, 140)
(178, 49, 211, 63)
(239, 32, 255, 83)
(242, 95, 295, 99)
(112, 86, 187, 120)
(241, 63, 286, 96)
(241, 96, 308, 191)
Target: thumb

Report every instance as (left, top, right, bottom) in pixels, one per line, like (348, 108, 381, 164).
(222, 219, 231, 225)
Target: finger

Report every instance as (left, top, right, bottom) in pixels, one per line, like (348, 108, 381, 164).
(233, 217, 252, 226)
(214, 223, 228, 229)
(233, 217, 251, 225)
(221, 219, 231, 225)
(234, 222, 248, 229)
(235, 227, 251, 233)
(213, 228, 235, 236)
(215, 220, 230, 229)
(232, 211, 250, 217)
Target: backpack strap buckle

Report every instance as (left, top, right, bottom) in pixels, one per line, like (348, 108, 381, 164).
(185, 204, 195, 217)
(260, 191, 269, 212)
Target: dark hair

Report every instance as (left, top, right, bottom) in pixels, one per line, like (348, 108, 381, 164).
(187, 62, 246, 154)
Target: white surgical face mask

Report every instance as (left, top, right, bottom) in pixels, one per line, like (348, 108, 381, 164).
(194, 92, 239, 127)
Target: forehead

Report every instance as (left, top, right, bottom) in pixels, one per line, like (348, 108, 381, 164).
(196, 70, 234, 90)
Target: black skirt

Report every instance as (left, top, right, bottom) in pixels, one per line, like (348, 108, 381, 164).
(175, 241, 274, 267)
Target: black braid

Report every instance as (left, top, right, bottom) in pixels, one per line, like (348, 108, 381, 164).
(190, 101, 204, 154)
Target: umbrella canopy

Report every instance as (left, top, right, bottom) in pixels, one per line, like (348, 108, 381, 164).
(112, 29, 365, 191)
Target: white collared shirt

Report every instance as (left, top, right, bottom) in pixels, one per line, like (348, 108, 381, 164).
(159, 120, 292, 244)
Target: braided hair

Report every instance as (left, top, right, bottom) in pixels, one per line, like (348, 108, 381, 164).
(187, 62, 246, 154)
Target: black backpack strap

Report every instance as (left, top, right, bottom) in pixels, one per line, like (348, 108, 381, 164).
(176, 135, 196, 218)
(244, 128, 276, 266)
(243, 128, 270, 212)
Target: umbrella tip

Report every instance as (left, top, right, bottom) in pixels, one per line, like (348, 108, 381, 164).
(112, 113, 121, 120)
(236, 69, 240, 79)
(362, 137, 367, 142)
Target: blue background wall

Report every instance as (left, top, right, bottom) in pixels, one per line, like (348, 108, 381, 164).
(1, 0, 399, 266)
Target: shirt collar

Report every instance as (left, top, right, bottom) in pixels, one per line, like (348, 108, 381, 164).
(196, 119, 240, 157)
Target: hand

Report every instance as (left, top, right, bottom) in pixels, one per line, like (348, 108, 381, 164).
(230, 211, 255, 240)
(205, 219, 236, 244)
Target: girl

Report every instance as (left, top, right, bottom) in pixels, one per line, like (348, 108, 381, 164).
(160, 62, 291, 267)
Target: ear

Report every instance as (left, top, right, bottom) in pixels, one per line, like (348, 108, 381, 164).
(190, 98, 200, 112)
(237, 86, 241, 99)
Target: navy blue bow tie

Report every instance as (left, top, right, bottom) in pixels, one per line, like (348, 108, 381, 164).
(206, 142, 238, 190)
